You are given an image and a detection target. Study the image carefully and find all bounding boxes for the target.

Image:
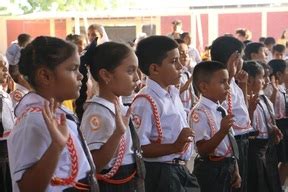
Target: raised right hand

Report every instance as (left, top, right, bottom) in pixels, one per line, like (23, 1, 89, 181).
(42, 98, 69, 150)
(220, 114, 234, 135)
(114, 98, 130, 135)
(173, 128, 194, 152)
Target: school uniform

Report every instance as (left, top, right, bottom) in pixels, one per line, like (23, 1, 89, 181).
(190, 96, 236, 192)
(247, 94, 281, 192)
(80, 96, 144, 192)
(8, 92, 91, 192)
(271, 84, 288, 163)
(0, 87, 14, 192)
(179, 68, 198, 115)
(9, 83, 29, 108)
(222, 78, 253, 192)
(131, 78, 200, 192)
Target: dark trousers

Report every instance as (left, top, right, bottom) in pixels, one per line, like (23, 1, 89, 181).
(98, 163, 142, 192)
(276, 118, 288, 163)
(234, 134, 249, 192)
(0, 140, 12, 192)
(193, 156, 235, 192)
(144, 161, 200, 192)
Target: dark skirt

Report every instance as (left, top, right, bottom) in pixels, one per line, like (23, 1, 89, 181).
(0, 140, 12, 192)
(276, 118, 288, 163)
(247, 139, 270, 192)
(193, 156, 235, 192)
(145, 161, 200, 192)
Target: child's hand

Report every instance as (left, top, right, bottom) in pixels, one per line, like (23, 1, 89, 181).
(227, 51, 241, 79)
(248, 93, 259, 113)
(220, 114, 234, 135)
(114, 98, 130, 135)
(173, 128, 194, 152)
(272, 125, 283, 144)
(42, 98, 69, 150)
(270, 75, 279, 91)
(182, 75, 193, 91)
(231, 170, 241, 188)
(235, 70, 248, 84)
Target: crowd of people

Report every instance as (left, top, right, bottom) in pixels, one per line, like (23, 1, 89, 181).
(0, 20, 288, 192)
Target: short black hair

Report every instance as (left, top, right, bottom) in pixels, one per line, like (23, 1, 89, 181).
(264, 37, 276, 46)
(242, 60, 264, 78)
(193, 61, 227, 93)
(268, 59, 288, 76)
(180, 32, 189, 40)
(17, 33, 31, 47)
(244, 42, 265, 60)
(210, 36, 244, 66)
(175, 39, 185, 44)
(135, 35, 178, 76)
(272, 44, 285, 53)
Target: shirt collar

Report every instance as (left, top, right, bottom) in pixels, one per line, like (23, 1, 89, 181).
(199, 95, 220, 111)
(87, 95, 116, 114)
(146, 78, 178, 98)
(14, 92, 73, 117)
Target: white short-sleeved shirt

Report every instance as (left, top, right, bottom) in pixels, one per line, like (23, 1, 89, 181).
(189, 96, 233, 157)
(0, 88, 14, 141)
(80, 96, 134, 169)
(272, 84, 287, 119)
(252, 95, 275, 139)
(8, 92, 91, 192)
(222, 78, 253, 135)
(10, 83, 29, 108)
(131, 78, 193, 162)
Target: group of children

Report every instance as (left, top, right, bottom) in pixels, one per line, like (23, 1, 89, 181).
(0, 26, 288, 192)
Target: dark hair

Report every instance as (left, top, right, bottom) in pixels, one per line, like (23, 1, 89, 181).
(210, 36, 244, 66)
(17, 33, 31, 47)
(235, 28, 247, 37)
(135, 35, 178, 76)
(259, 37, 266, 43)
(242, 61, 264, 78)
(244, 42, 265, 60)
(264, 37, 276, 46)
(18, 36, 76, 87)
(75, 41, 133, 120)
(192, 61, 227, 93)
(268, 59, 288, 76)
(180, 32, 189, 40)
(175, 38, 185, 44)
(272, 44, 285, 53)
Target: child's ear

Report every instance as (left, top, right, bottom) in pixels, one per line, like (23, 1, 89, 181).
(198, 82, 207, 94)
(99, 68, 112, 84)
(149, 63, 160, 75)
(35, 67, 53, 86)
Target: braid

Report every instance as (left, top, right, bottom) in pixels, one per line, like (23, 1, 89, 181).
(75, 59, 88, 121)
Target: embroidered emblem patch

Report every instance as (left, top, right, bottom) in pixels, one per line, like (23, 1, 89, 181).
(132, 114, 141, 129)
(89, 115, 102, 131)
(13, 91, 22, 102)
(191, 112, 199, 123)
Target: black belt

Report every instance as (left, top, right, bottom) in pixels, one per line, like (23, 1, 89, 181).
(165, 158, 187, 166)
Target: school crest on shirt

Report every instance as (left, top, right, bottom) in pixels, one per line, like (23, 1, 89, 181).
(89, 115, 102, 131)
(132, 114, 141, 129)
(191, 111, 199, 123)
(13, 90, 23, 102)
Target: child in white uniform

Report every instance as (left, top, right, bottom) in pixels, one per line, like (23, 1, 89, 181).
(0, 53, 14, 192)
(77, 42, 145, 191)
(7, 36, 98, 192)
(190, 61, 241, 192)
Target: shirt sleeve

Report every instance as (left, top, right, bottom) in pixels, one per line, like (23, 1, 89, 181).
(80, 104, 114, 151)
(189, 109, 211, 143)
(131, 98, 154, 146)
(8, 113, 50, 182)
